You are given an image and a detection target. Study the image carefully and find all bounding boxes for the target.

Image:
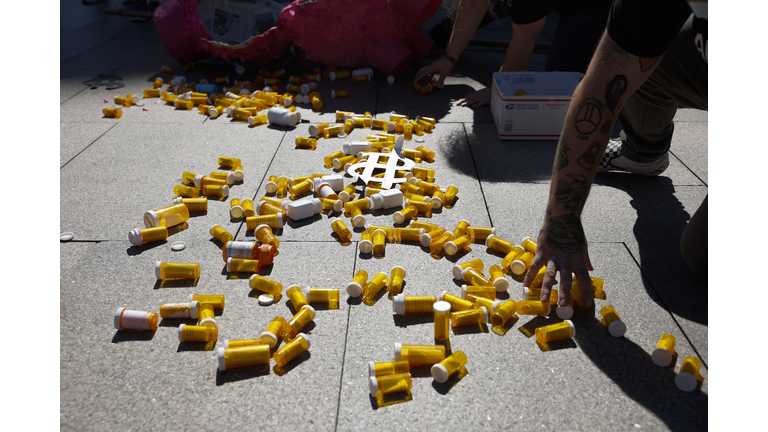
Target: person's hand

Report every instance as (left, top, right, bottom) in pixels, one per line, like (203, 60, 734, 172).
(456, 87, 491, 107)
(414, 57, 454, 88)
(522, 214, 595, 308)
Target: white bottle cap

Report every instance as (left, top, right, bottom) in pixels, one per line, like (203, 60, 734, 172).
(226, 257, 233, 272)
(510, 260, 527, 275)
(556, 304, 574, 320)
(265, 179, 277, 193)
(144, 210, 161, 228)
(565, 319, 576, 337)
(490, 300, 502, 314)
(652, 348, 673, 367)
(260, 331, 277, 348)
(308, 124, 320, 137)
(407, 177, 419, 185)
(369, 376, 379, 396)
(451, 264, 465, 280)
(312, 198, 323, 215)
(386, 121, 396, 132)
(430, 196, 443, 209)
(220, 185, 230, 197)
(233, 169, 244, 182)
(675, 372, 698, 392)
(393, 293, 406, 315)
(296, 332, 311, 349)
(433, 301, 451, 314)
(393, 211, 406, 225)
(128, 228, 143, 246)
(330, 71, 337, 81)
(347, 281, 363, 297)
(438, 291, 448, 302)
(480, 306, 489, 323)
(484, 234, 497, 247)
(194, 174, 205, 189)
(387, 75, 395, 84)
(114, 307, 126, 329)
(608, 320, 627, 337)
(444, 241, 459, 256)
(224, 340, 230, 348)
(155, 261, 163, 279)
(358, 238, 372, 255)
(431, 362, 452, 384)
(177, 324, 186, 342)
(420, 232, 435, 248)
(230, 205, 244, 218)
(493, 276, 509, 292)
(189, 300, 200, 319)
(218, 347, 227, 371)
(352, 213, 366, 228)
(393, 342, 402, 360)
(198, 317, 217, 327)
(368, 361, 377, 377)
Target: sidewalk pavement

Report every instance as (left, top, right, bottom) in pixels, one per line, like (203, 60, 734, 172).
(60, 2, 707, 430)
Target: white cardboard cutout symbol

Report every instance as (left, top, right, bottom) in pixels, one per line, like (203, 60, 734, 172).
(346, 152, 415, 189)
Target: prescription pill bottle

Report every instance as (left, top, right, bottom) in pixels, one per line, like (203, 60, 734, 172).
(114, 308, 158, 331)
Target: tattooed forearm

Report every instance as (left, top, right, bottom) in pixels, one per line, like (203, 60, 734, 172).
(604, 74, 627, 113)
(554, 142, 570, 173)
(544, 213, 586, 254)
(555, 174, 589, 212)
(574, 97, 605, 140)
(577, 142, 600, 171)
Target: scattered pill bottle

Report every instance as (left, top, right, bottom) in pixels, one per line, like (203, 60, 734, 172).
(128, 226, 168, 246)
(466, 226, 495, 241)
(332, 220, 353, 241)
(224, 338, 267, 348)
(210, 224, 234, 244)
(218, 345, 271, 371)
(286, 285, 310, 311)
(516, 300, 551, 316)
(363, 272, 389, 299)
(226, 258, 260, 273)
(283, 198, 323, 221)
(144, 203, 190, 229)
(535, 320, 575, 344)
(285, 305, 316, 338)
(509, 251, 535, 276)
(392, 294, 436, 315)
(488, 265, 509, 292)
(460, 285, 496, 300)
(433, 301, 452, 341)
(254, 224, 280, 249)
(188, 294, 225, 310)
(431, 351, 467, 383)
(501, 245, 526, 269)
(429, 232, 455, 255)
(274, 333, 311, 367)
(230, 198, 244, 218)
(369, 372, 412, 397)
(260, 316, 287, 348)
(451, 306, 488, 327)
(178, 323, 217, 342)
(160, 301, 200, 319)
(438, 291, 476, 312)
(394, 343, 445, 365)
(155, 261, 200, 280)
(444, 234, 472, 256)
(675, 356, 702, 392)
(489, 300, 517, 327)
(600, 305, 627, 337)
(521, 236, 538, 253)
(302, 287, 340, 304)
(114, 308, 158, 331)
(461, 267, 491, 286)
(369, 360, 410, 378)
(241, 199, 255, 217)
(652, 334, 676, 367)
(388, 267, 406, 295)
(347, 270, 369, 297)
(249, 275, 283, 297)
(485, 234, 514, 254)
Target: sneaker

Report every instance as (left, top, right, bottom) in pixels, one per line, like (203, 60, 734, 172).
(597, 138, 670, 176)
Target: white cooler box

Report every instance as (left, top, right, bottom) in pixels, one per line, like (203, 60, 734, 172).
(491, 72, 584, 140)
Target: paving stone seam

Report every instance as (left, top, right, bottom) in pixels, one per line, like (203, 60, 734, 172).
(60, 123, 117, 169)
(333, 241, 360, 432)
(669, 150, 708, 187)
(461, 123, 496, 226)
(620, 242, 708, 370)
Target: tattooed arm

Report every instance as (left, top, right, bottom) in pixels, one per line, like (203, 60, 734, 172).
(522, 31, 664, 307)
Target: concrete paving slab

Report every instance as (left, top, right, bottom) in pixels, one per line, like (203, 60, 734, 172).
(670, 122, 708, 185)
(336, 243, 706, 432)
(60, 122, 116, 167)
(60, 18, 134, 64)
(466, 122, 705, 186)
(61, 240, 355, 431)
(673, 108, 708, 122)
(59, 122, 282, 240)
(481, 179, 708, 362)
